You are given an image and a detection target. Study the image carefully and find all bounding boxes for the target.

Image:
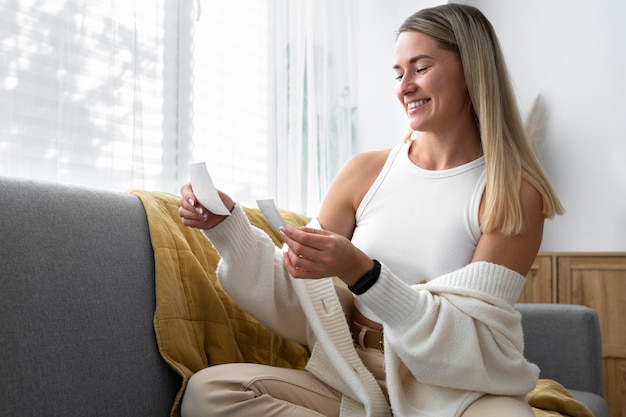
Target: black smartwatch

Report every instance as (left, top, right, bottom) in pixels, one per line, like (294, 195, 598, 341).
(349, 260, 381, 295)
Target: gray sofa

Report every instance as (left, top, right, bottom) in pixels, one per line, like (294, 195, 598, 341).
(0, 176, 608, 417)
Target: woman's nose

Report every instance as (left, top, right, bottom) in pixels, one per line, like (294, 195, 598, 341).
(397, 76, 416, 97)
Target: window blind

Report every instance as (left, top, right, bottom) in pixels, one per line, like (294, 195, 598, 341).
(0, 0, 178, 192)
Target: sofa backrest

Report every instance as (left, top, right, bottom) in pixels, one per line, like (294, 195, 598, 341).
(0, 177, 180, 416)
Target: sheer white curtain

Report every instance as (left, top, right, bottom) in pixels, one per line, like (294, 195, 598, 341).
(187, 0, 272, 207)
(270, 0, 356, 215)
(0, 1, 357, 208)
(189, 0, 356, 215)
(0, 0, 179, 192)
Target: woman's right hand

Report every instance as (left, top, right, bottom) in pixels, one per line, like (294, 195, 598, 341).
(178, 183, 235, 229)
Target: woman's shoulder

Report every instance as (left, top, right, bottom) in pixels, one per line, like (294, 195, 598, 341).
(338, 148, 394, 193)
(344, 148, 394, 175)
(317, 147, 394, 235)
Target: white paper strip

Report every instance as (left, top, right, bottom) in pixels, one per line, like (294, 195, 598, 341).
(256, 199, 287, 230)
(189, 162, 231, 216)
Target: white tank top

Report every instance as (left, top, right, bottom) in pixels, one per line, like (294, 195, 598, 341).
(351, 142, 486, 322)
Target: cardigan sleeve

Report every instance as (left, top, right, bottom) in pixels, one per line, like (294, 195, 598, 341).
(357, 261, 540, 395)
(202, 204, 309, 345)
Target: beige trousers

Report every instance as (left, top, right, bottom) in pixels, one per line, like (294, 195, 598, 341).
(181, 347, 534, 417)
(181, 362, 342, 417)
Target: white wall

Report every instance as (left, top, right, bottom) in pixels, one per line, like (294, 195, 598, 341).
(355, 0, 626, 252)
(354, 0, 445, 152)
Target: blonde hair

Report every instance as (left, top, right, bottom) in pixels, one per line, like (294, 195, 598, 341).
(399, 4, 564, 235)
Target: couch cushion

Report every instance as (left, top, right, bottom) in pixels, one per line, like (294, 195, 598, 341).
(0, 178, 179, 416)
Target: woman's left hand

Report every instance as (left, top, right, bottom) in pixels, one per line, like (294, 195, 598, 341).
(280, 225, 374, 286)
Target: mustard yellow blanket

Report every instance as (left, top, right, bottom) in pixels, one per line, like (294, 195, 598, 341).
(132, 190, 593, 417)
(132, 190, 310, 417)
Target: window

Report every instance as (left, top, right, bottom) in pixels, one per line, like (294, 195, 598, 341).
(0, 0, 178, 192)
(0, 0, 356, 215)
(187, 0, 271, 207)
(188, 0, 357, 214)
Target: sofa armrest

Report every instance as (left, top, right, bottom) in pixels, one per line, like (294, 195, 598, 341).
(0, 177, 180, 416)
(515, 303, 608, 417)
(516, 303, 603, 395)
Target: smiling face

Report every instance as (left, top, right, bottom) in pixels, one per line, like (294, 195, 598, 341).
(394, 31, 473, 135)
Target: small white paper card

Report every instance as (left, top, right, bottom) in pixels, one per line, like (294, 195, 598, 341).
(256, 199, 287, 230)
(189, 162, 231, 216)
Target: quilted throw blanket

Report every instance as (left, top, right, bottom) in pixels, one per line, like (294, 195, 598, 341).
(132, 191, 310, 417)
(132, 190, 593, 417)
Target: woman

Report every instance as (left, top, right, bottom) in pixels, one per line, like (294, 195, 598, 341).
(178, 4, 564, 417)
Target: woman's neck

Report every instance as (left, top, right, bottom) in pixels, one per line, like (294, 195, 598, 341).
(408, 130, 482, 170)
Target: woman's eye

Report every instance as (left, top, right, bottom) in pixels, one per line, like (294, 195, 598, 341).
(395, 66, 429, 80)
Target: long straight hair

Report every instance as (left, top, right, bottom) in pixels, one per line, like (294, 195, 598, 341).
(399, 3, 564, 235)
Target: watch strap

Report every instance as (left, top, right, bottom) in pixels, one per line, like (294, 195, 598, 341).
(349, 259, 381, 295)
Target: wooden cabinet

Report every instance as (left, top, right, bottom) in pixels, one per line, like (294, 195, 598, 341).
(558, 255, 626, 417)
(518, 254, 554, 303)
(520, 253, 626, 417)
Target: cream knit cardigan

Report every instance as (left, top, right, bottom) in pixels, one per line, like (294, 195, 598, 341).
(203, 205, 539, 417)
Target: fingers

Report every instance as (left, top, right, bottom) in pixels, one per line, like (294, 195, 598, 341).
(178, 183, 228, 230)
(179, 184, 208, 221)
(179, 183, 196, 207)
(179, 183, 199, 214)
(280, 226, 327, 251)
(282, 246, 308, 277)
(280, 226, 339, 278)
(283, 246, 323, 279)
(281, 227, 314, 277)
(280, 227, 318, 262)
